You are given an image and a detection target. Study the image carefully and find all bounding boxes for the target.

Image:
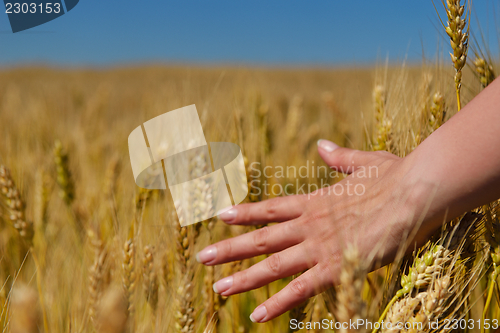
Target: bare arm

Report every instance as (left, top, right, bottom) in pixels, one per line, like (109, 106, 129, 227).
(403, 77, 500, 238)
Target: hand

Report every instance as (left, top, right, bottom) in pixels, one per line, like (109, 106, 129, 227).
(196, 139, 428, 323)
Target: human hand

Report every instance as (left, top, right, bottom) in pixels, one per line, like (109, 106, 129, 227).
(196, 139, 430, 323)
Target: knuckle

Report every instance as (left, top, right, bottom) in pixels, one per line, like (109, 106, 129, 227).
(266, 254, 282, 276)
(289, 278, 308, 299)
(253, 226, 270, 251)
(235, 269, 248, 288)
(219, 240, 233, 261)
(265, 199, 279, 218)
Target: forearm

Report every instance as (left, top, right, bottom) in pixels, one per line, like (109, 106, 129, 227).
(402, 76, 500, 235)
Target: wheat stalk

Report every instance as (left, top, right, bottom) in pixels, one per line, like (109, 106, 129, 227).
(34, 169, 50, 232)
(53, 140, 75, 206)
(443, 0, 469, 111)
(203, 219, 223, 332)
(174, 207, 196, 333)
(373, 85, 392, 152)
(481, 205, 500, 328)
(414, 73, 433, 146)
(122, 227, 136, 323)
(102, 156, 120, 234)
(88, 229, 108, 325)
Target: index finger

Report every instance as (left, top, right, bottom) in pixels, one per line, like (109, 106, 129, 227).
(218, 195, 306, 225)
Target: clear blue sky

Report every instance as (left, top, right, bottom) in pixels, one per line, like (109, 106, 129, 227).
(0, 1, 498, 67)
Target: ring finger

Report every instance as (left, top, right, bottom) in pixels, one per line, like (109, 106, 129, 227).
(213, 243, 315, 296)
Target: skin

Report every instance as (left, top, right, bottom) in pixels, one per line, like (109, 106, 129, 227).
(196, 76, 500, 323)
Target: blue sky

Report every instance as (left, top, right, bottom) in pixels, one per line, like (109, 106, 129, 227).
(0, 1, 498, 67)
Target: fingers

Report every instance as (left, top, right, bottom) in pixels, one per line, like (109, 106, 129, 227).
(213, 244, 314, 296)
(317, 139, 382, 174)
(196, 221, 304, 265)
(218, 195, 306, 225)
(249, 264, 332, 323)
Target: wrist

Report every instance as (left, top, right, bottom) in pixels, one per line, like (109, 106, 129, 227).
(396, 154, 444, 243)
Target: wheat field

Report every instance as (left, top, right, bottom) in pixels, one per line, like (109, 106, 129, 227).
(1, 2, 500, 332)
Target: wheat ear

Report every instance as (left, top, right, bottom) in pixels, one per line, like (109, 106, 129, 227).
(0, 166, 34, 246)
(474, 57, 495, 89)
(53, 140, 75, 206)
(383, 296, 421, 333)
(336, 244, 367, 333)
(443, 0, 469, 111)
(174, 206, 195, 333)
(429, 92, 446, 133)
(122, 225, 136, 324)
(88, 229, 108, 325)
(373, 85, 392, 152)
(142, 245, 159, 314)
(373, 244, 451, 333)
(0, 166, 50, 333)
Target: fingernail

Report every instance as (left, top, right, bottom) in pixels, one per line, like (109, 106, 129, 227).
(250, 305, 267, 323)
(213, 276, 233, 294)
(196, 246, 217, 264)
(317, 139, 339, 153)
(218, 208, 237, 223)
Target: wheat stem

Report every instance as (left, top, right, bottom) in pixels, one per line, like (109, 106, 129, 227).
(32, 251, 50, 333)
(482, 267, 500, 333)
(371, 295, 399, 333)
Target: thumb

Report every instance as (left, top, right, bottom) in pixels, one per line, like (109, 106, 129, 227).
(317, 139, 376, 174)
